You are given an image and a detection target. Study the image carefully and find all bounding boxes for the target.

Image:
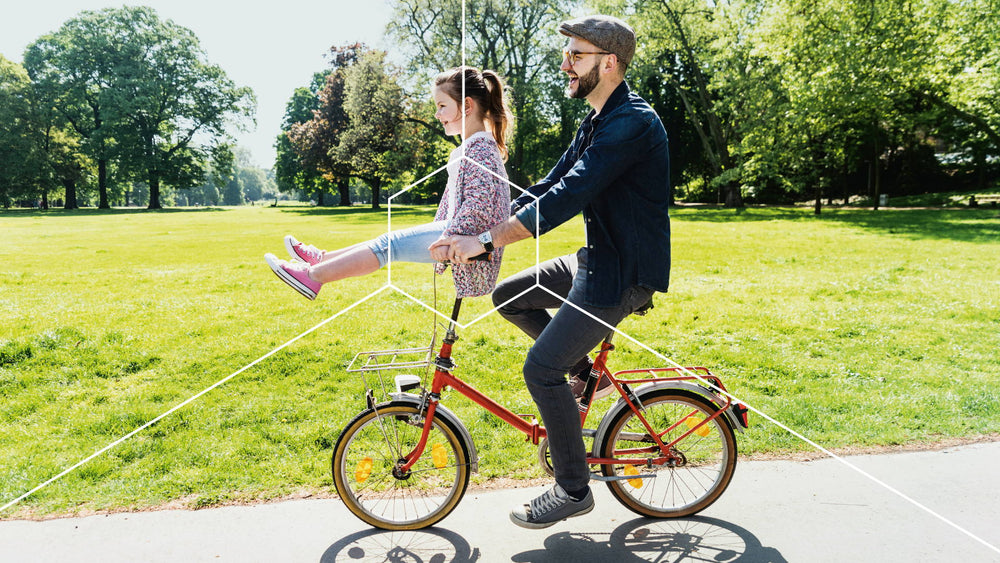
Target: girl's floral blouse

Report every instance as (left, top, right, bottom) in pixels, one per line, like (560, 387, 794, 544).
(434, 132, 511, 298)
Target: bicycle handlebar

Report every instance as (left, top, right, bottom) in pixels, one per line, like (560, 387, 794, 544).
(439, 251, 491, 264)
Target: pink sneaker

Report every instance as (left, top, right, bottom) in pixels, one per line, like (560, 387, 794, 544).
(284, 235, 324, 265)
(265, 253, 321, 300)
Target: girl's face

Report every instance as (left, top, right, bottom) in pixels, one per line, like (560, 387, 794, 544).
(433, 86, 464, 136)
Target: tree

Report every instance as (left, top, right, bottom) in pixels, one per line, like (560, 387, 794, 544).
(25, 17, 113, 208)
(0, 55, 89, 209)
(0, 56, 44, 207)
(751, 0, 939, 210)
(106, 7, 255, 209)
(288, 45, 364, 206)
(25, 7, 255, 210)
(332, 51, 411, 209)
(274, 73, 332, 202)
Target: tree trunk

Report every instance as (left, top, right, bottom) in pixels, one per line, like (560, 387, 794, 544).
(148, 174, 162, 209)
(872, 134, 882, 211)
(98, 159, 110, 209)
(317, 190, 326, 206)
(814, 185, 823, 215)
(62, 178, 78, 210)
(41, 190, 49, 210)
(338, 178, 351, 206)
(371, 177, 381, 210)
(723, 184, 743, 208)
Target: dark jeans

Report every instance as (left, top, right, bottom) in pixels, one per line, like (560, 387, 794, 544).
(492, 249, 655, 492)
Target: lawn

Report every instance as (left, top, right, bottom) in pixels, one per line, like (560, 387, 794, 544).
(1, 204, 998, 518)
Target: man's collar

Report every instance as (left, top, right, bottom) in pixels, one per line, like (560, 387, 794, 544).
(592, 80, 631, 123)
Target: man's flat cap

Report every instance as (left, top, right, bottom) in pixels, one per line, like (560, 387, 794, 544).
(558, 15, 636, 67)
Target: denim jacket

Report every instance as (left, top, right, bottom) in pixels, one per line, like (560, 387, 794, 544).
(512, 81, 671, 307)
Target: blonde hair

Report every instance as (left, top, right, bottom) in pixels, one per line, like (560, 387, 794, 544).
(434, 66, 514, 160)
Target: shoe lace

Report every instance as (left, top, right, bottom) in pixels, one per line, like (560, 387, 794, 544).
(530, 487, 566, 517)
(303, 243, 321, 259)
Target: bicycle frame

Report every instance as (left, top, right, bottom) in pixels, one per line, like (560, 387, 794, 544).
(396, 298, 736, 474)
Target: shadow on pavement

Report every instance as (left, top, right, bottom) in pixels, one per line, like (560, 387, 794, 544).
(318, 516, 784, 562)
(320, 526, 480, 562)
(512, 516, 786, 563)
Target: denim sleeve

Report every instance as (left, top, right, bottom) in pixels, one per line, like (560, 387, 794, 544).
(511, 144, 577, 214)
(515, 111, 658, 236)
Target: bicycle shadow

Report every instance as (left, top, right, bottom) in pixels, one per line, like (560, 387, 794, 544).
(319, 527, 480, 563)
(511, 516, 787, 563)
(317, 516, 783, 562)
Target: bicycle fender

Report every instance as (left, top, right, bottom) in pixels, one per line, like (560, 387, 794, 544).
(387, 393, 479, 473)
(593, 382, 745, 451)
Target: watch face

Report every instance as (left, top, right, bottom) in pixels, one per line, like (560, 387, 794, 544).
(478, 232, 493, 251)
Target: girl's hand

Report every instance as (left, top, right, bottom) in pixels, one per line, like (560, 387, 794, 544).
(431, 235, 482, 264)
(429, 239, 451, 263)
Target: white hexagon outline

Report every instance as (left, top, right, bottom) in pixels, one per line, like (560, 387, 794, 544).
(385, 154, 539, 329)
(3, 5, 996, 550)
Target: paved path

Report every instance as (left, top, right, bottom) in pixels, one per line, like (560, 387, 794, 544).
(2, 441, 999, 562)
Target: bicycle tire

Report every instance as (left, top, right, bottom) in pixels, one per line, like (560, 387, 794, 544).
(598, 390, 737, 518)
(332, 402, 471, 530)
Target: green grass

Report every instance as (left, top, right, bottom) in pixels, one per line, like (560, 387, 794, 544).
(1, 204, 998, 518)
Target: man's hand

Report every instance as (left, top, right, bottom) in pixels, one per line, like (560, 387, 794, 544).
(428, 216, 533, 264)
(429, 235, 482, 264)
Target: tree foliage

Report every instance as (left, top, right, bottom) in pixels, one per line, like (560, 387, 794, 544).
(287, 45, 364, 206)
(332, 50, 412, 209)
(23, 6, 254, 210)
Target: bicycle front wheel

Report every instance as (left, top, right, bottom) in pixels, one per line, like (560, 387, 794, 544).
(598, 390, 737, 518)
(332, 403, 471, 530)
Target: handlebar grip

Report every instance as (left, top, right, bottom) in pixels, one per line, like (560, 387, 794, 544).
(438, 252, 491, 265)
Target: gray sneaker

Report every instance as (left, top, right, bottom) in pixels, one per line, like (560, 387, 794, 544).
(509, 484, 594, 529)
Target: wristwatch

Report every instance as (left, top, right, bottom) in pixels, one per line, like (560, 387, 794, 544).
(477, 231, 494, 253)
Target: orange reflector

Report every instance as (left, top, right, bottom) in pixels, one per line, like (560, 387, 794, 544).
(685, 416, 710, 437)
(624, 464, 643, 488)
(355, 457, 373, 483)
(431, 443, 448, 468)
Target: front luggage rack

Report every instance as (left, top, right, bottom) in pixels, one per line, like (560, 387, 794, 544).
(346, 343, 435, 402)
(346, 344, 435, 373)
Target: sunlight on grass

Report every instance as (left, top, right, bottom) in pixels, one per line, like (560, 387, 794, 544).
(1, 205, 998, 517)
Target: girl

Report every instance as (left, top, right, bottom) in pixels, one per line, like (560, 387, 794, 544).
(265, 66, 513, 300)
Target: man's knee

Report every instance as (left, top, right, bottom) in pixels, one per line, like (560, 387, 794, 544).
(492, 274, 525, 311)
(522, 349, 568, 391)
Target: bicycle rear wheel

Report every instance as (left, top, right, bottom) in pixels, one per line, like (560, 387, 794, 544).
(598, 390, 737, 518)
(332, 403, 471, 530)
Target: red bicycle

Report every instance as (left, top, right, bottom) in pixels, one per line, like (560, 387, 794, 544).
(332, 297, 749, 530)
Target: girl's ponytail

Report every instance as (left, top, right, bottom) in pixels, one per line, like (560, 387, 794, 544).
(434, 66, 514, 161)
(481, 70, 513, 161)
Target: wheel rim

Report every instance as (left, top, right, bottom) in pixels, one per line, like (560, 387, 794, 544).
(604, 395, 734, 516)
(336, 407, 466, 528)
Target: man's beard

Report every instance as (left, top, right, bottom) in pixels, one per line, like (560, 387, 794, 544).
(566, 64, 600, 99)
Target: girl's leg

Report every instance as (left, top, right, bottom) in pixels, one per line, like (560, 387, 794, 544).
(308, 245, 381, 283)
(307, 221, 447, 285)
(315, 241, 370, 264)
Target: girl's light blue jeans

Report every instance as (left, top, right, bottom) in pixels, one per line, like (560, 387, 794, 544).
(367, 221, 447, 268)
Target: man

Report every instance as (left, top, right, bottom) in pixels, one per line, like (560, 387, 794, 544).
(430, 15, 671, 528)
